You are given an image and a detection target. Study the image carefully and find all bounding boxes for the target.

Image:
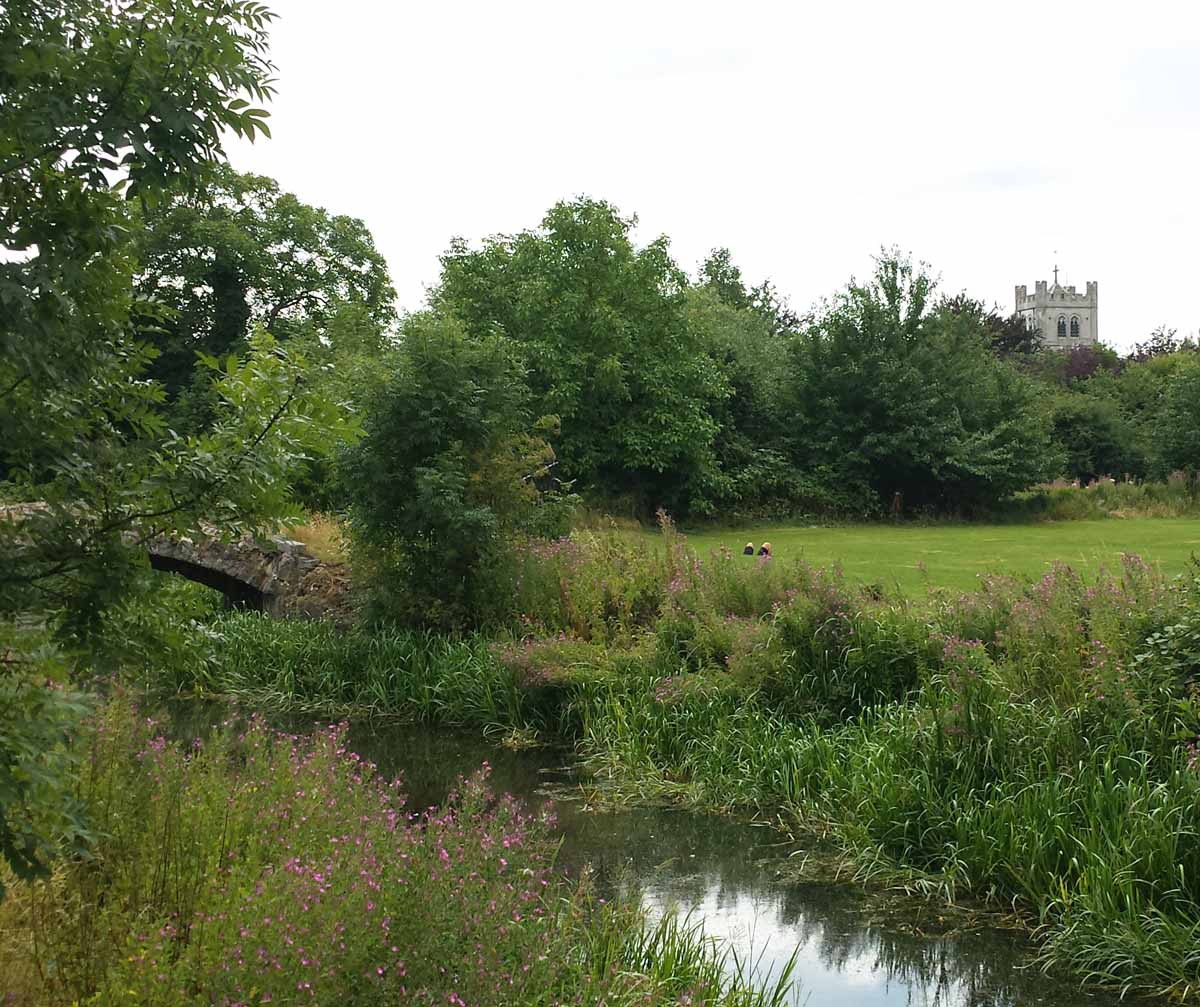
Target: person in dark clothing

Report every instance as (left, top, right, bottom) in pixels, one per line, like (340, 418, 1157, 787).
(743, 542, 755, 556)
(758, 542, 772, 558)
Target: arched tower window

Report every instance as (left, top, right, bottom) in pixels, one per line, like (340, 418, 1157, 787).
(1057, 315, 1067, 338)
(1070, 315, 1080, 338)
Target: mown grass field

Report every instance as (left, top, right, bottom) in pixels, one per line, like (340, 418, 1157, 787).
(673, 518, 1200, 593)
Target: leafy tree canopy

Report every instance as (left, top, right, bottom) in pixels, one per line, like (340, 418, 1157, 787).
(436, 198, 729, 513)
(133, 166, 397, 406)
(938, 294, 1041, 358)
(341, 312, 568, 629)
(0, 0, 354, 887)
(1049, 393, 1141, 483)
(698, 247, 800, 336)
(1154, 358, 1200, 477)
(783, 253, 1060, 512)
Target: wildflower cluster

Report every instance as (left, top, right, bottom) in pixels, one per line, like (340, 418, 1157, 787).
(11, 699, 772, 1007)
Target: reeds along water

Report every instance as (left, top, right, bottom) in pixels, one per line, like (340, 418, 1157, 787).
(161, 540, 1200, 999)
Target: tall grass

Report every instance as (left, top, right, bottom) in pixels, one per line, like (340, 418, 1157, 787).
(137, 526, 1200, 998)
(281, 512, 349, 563)
(0, 697, 798, 1007)
(159, 615, 567, 737)
(1008, 473, 1200, 521)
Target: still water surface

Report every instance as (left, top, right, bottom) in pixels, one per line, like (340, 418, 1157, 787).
(348, 722, 1163, 1007)
(170, 705, 1163, 1007)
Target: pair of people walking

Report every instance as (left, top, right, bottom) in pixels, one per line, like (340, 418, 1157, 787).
(743, 541, 771, 558)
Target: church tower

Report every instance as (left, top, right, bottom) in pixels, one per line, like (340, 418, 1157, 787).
(1014, 266, 1098, 349)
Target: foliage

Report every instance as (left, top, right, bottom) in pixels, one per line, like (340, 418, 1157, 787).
(1009, 475, 1200, 522)
(171, 532, 1200, 997)
(341, 312, 573, 629)
(1048, 393, 1141, 482)
(0, 0, 358, 888)
(1, 330, 356, 641)
(437, 198, 730, 514)
(132, 166, 396, 421)
(782, 253, 1060, 513)
(173, 614, 553, 732)
(1129, 324, 1198, 363)
(685, 288, 810, 513)
(697, 246, 800, 336)
(1153, 357, 1200, 476)
(939, 293, 1041, 358)
(0, 661, 91, 901)
(0, 698, 795, 1007)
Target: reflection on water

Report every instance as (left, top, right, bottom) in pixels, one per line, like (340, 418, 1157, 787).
(167, 704, 1164, 1007)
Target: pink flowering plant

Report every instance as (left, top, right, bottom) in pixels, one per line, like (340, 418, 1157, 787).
(3, 697, 790, 1007)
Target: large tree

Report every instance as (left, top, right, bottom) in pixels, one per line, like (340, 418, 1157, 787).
(698, 246, 800, 336)
(1154, 358, 1200, 477)
(0, 0, 351, 889)
(783, 253, 1060, 513)
(133, 167, 396, 409)
(436, 198, 729, 514)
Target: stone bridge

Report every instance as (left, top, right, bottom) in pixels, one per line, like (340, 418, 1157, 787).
(2, 504, 349, 619)
(146, 532, 349, 619)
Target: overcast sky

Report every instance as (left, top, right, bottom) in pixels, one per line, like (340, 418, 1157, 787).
(225, 0, 1200, 350)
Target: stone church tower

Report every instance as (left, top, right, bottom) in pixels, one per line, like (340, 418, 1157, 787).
(1015, 268, 1098, 348)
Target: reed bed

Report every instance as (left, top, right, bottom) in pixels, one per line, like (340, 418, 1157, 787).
(141, 526, 1200, 999)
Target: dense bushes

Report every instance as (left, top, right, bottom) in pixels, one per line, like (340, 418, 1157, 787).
(0, 697, 794, 1007)
(782, 256, 1060, 513)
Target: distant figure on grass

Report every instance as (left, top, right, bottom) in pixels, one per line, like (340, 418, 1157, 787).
(743, 542, 755, 556)
(758, 542, 772, 559)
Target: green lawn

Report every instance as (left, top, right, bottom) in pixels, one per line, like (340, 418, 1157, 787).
(673, 518, 1200, 593)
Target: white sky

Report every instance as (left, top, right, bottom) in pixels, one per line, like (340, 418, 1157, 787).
(225, 0, 1200, 350)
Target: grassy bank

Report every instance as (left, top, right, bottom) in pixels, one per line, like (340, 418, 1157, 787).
(154, 525, 1200, 1001)
(0, 696, 794, 1007)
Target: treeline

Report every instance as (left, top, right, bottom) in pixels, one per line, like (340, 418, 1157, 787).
(122, 184, 1200, 529)
(1025, 331, 1200, 486)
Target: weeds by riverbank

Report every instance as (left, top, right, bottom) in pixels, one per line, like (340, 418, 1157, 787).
(155, 524, 1200, 1000)
(0, 697, 795, 1007)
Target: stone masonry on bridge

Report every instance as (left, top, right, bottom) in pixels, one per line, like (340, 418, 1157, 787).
(2, 504, 350, 620)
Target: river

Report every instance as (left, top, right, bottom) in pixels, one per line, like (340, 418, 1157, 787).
(350, 720, 1164, 1007)
(168, 703, 1163, 1007)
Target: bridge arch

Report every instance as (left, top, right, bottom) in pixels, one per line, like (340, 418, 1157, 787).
(147, 552, 268, 610)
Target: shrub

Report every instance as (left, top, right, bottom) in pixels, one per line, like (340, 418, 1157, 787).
(340, 312, 574, 630)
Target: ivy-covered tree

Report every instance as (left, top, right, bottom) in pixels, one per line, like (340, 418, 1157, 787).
(133, 167, 396, 412)
(0, 0, 352, 890)
(436, 198, 729, 515)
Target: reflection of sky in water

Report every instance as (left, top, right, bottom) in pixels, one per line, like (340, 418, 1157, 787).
(167, 707, 1167, 1007)
(638, 884, 974, 1007)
